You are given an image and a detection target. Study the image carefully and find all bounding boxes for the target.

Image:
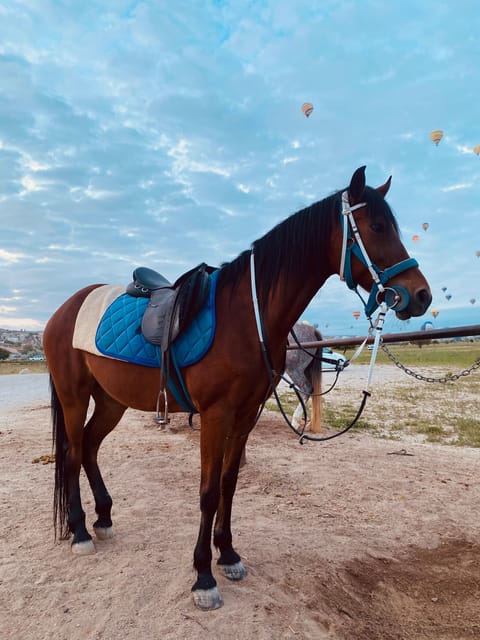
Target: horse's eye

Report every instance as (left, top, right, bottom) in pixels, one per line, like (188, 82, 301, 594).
(370, 222, 384, 233)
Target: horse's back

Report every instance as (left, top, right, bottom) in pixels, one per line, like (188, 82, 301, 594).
(44, 285, 104, 336)
(43, 284, 104, 374)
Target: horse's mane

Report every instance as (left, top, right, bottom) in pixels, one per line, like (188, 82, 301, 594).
(218, 185, 398, 310)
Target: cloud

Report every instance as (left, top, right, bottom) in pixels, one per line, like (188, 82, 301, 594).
(456, 144, 475, 155)
(0, 1, 479, 334)
(0, 249, 28, 264)
(441, 183, 473, 192)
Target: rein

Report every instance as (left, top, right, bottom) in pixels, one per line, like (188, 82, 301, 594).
(287, 327, 345, 399)
(288, 326, 348, 374)
(250, 250, 373, 443)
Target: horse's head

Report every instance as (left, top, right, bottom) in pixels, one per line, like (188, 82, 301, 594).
(335, 166, 431, 320)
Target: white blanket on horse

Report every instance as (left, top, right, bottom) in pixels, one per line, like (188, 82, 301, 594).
(73, 285, 126, 356)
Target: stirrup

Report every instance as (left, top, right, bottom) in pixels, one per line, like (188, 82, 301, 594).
(155, 388, 170, 425)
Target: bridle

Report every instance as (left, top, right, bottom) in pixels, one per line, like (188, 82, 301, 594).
(249, 188, 421, 442)
(339, 190, 418, 318)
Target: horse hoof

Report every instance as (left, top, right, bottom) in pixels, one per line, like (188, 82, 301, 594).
(71, 539, 96, 555)
(94, 526, 113, 540)
(220, 561, 247, 581)
(192, 587, 223, 610)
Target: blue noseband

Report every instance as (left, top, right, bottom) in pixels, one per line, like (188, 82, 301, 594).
(343, 242, 418, 315)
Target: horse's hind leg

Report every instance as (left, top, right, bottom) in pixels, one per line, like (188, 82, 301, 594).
(56, 391, 96, 554)
(82, 385, 126, 541)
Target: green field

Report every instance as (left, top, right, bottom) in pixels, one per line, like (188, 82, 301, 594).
(342, 340, 480, 368)
(0, 360, 48, 375)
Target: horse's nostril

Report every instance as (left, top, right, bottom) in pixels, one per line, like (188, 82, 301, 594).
(416, 288, 432, 308)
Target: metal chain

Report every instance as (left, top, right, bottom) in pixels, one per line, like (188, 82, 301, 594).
(380, 344, 480, 383)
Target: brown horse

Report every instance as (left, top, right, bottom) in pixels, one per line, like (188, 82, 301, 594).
(43, 166, 431, 610)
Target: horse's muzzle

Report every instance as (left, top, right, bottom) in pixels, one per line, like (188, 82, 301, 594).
(395, 287, 432, 320)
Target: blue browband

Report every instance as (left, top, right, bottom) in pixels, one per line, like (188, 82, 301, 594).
(340, 192, 419, 317)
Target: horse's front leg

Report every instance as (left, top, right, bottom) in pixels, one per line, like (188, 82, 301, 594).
(214, 434, 249, 582)
(192, 423, 225, 610)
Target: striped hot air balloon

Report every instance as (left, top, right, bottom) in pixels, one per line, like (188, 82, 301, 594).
(302, 102, 314, 118)
(352, 310, 361, 320)
(430, 130, 443, 145)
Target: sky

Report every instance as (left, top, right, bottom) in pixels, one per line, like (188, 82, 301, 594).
(0, 0, 479, 337)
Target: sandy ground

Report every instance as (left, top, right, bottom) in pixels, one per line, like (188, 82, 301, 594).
(1, 370, 480, 640)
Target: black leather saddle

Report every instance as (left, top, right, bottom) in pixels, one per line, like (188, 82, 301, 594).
(126, 262, 215, 349)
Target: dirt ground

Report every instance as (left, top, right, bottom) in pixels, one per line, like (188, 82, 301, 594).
(1, 371, 479, 640)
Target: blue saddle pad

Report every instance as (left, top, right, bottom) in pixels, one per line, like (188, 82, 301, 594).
(95, 269, 219, 369)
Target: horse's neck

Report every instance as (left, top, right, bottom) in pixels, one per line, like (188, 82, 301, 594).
(261, 267, 332, 353)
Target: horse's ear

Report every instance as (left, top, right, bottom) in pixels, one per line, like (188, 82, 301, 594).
(376, 176, 392, 198)
(348, 166, 366, 203)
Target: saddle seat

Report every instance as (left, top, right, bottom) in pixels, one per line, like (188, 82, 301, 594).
(126, 266, 171, 297)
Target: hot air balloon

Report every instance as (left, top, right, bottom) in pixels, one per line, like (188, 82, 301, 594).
(441, 286, 447, 292)
(352, 310, 361, 320)
(412, 234, 419, 243)
(421, 321, 433, 331)
(476, 250, 480, 257)
(431, 309, 440, 319)
(430, 130, 443, 146)
(302, 103, 314, 118)
(445, 294, 452, 301)
(470, 298, 476, 304)
(473, 145, 480, 156)
(422, 222, 429, 231)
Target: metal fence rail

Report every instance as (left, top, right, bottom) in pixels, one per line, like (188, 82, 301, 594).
(286, 324, 480, 350)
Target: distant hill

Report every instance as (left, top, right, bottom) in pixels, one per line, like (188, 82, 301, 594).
(0, 329, 44, 359)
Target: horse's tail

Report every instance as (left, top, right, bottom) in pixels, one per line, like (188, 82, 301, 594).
(309, 331, 323, 433)
(50, 376, 69, 540)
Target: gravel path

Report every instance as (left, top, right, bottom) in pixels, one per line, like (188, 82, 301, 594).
(0, 373, 49, 415)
